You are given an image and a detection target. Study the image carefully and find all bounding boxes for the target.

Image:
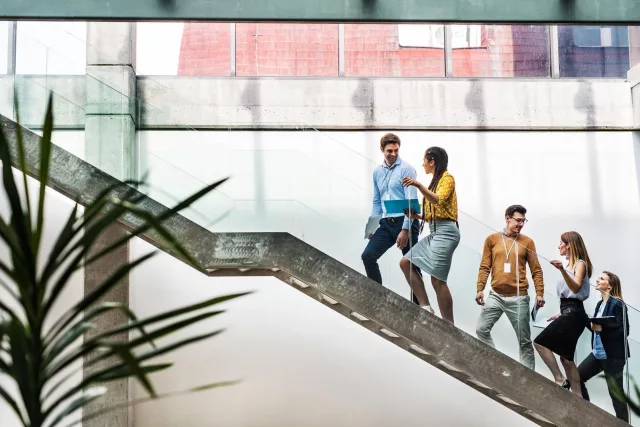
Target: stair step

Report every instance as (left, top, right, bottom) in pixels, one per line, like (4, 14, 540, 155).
(408, 344, 431, 356)
(466, 378, 491, 390)
(291, 278, 310, 289)
(497, 394, 522, 407)
(437, 361, 462, 373)
(320, 295, 338, 305)
(379, 328, 399, 338)
(351, 312, 369, 321)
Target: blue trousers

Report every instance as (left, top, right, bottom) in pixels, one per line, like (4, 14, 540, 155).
(362, 217, 421, 303)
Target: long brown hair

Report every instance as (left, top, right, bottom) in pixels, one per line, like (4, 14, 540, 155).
(603, 271, 624, 301)
(561, 231, 593, 278)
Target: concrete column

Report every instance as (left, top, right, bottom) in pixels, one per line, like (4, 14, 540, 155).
(85, 22, 137, 181)
(83, 222, 131, 427)
(83, 22, 136, 427)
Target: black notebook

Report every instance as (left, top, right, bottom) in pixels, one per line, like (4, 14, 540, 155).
(589, 316, 616, 326)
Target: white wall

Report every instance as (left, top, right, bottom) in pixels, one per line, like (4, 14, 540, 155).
(139, 129, 640, 421)
(138, 77, 634, 130)
(130, 238, 534, 427)
(140, 129, 640, 304)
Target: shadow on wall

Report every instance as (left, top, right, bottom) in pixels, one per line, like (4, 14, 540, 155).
(352, 78, 377, 179)
(242, 80, 266, 215)
(464, 80, 490, 218)
(575, 80, 604, 218)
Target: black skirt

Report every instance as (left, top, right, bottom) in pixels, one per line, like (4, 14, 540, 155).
(534, 298, 588, 360)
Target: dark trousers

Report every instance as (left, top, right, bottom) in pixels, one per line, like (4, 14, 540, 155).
(361, 217, 421, 304)
(578, 353, 629, 422)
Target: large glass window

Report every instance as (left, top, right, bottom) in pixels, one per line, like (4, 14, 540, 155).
(452, 25, 550, 77)
(344, 24, 444, 77)
(16, 22, 86, 74)
(558, 25, 629, 78)
(235, 23, 338, 76)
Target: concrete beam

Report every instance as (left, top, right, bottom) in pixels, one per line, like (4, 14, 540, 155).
(86, 66, 136, 117)
(138, 77, 634, 130)
(0, 75, 635, 130)
(1, 0, 640, 24)
(0, 112, 628, 427)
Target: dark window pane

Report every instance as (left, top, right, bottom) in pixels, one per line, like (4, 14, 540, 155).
(558, 25, 629, 78)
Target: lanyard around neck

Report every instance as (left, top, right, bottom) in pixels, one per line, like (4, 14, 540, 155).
(381, 164, 398, 198)
(501, 234, 518, 261)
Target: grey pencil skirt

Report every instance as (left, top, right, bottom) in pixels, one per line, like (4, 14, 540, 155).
(403, 220, 460, 282)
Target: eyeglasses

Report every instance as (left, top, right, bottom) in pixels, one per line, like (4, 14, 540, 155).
(510, 217, 528, 224)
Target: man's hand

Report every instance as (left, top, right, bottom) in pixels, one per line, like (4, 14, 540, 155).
(536, 295, 545, 309)
(475, 291, 485, 306)
(396, 229, 409, 249)
(547, 313, 560, 322)
(591, 323, 603, 332)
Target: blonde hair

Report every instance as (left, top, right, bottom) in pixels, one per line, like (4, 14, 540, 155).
(603, 271, 624, 301)
(561, 231, 593, 278)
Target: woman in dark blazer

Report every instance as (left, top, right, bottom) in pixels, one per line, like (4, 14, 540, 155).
(578, 271, 630, 422)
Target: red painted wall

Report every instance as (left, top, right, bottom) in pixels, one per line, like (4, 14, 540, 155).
(177, 23, 552, 78)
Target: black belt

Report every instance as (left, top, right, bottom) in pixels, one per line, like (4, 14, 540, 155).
(383, 216, 404, 224)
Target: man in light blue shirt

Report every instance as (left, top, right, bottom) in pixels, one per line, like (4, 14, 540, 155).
(362, 133, 421, 297)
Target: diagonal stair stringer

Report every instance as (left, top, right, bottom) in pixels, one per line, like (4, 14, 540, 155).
(0, 114, 627, 427)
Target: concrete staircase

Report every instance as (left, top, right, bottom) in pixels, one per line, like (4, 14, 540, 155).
(1, 114, 628, 427)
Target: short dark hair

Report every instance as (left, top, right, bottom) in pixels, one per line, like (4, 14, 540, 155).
(505, 205, 527, 217)
(380, 133, 401, 149)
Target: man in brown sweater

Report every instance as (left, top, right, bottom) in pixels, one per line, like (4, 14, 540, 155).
(475, 205, 545, 370)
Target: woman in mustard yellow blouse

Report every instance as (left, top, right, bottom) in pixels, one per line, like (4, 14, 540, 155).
(400, 147, 460, 323)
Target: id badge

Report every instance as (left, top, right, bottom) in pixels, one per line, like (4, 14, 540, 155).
(504, 262, 511, 273)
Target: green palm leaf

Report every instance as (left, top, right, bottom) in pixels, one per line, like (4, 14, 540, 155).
(0, 94, 245, 427)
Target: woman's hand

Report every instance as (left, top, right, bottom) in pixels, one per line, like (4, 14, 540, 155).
(550, 260, 564, 270)
(547, 313, 560, 322)
(403, 209, 421, 219)
(401, 177, 418, 187)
